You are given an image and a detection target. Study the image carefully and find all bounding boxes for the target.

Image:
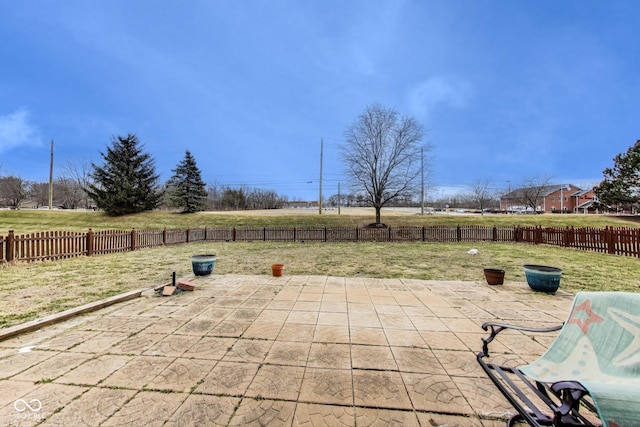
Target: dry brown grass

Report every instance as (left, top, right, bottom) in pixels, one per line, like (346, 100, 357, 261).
(2, 208, 638, 235)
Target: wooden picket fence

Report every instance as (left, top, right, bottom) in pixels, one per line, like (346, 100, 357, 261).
(1, 225, 638, 263)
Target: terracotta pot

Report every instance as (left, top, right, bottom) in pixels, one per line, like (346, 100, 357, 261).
(483, 268, 505, 285)
(271, 263, 284, 277)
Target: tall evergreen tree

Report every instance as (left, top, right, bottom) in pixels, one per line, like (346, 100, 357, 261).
(167, 150, 207, 213)
(86, 134, 163, 216)
(594, 139, 640, 212)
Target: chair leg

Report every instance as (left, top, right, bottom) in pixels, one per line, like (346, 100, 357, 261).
(507, 413, 530, 427)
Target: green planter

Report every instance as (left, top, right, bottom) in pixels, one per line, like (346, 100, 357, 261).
(523, 264, 562, 293)
(191, 254, 216, 276)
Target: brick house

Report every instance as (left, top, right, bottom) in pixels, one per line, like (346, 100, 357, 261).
(500, 184, 598, 214)
(573, 189, 599, 213)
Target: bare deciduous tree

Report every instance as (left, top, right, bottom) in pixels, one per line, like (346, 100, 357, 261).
(56, 177, 86, 209)
(247, 188, 284, 209)
(207, 183, 221, 210)
(519, 175, 553, 213)
(342, 103, 427, 225)
(219, 187, 247, 210)
(30, 182, 49, 207)
(62, 159, 94, 208)
(0, 175, 31, 208)
(469, 178, 497, 214)
(205, 183, 287, 211)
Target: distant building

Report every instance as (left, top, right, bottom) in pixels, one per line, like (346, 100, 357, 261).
(0, 198, 38, 209)
(500, 184, 599, 214)
(280, 201, 315, 208)
(573, 189, 599, 214)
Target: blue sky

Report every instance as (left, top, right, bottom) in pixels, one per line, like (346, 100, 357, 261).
(1, 1, 638, 200)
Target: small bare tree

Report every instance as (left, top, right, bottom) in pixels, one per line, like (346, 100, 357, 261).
(56, 177, 87, 208)
(247, 188, 283, 209)
(0, 175, 31, 208)
(342, 103, 426, 225)
(469, 178, 496, 215)
(519, 175, 553, 213)
(62, 159, 93, 208)
(207, 183, 221, 210)
(219, 187, 247, 210)
(30, 182, 49, 207)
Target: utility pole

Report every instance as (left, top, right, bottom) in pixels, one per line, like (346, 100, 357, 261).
(338, 182, 341, 215)
(421, 146, 425, 215)
(48, 140, 54, 209)
(318, 138, 323, 215)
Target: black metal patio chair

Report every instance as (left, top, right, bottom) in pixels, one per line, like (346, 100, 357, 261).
(477, 292, 640, 427)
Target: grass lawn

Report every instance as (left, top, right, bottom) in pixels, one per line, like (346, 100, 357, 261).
(2, 207, 640, 235)
(1, 209, 639, 329)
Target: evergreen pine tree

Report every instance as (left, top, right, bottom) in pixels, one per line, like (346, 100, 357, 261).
(167, 150, 208, 213)
(595, 139, 640, 212)
(86, 134, 163, 216)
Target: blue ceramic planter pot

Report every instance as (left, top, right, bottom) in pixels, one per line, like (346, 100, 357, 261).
(191, 254, 216, 276)
(523, 264, 562, 293)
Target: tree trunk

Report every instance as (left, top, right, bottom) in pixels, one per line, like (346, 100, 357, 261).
(375, 206, 381, 224)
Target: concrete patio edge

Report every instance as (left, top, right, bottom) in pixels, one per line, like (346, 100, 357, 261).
(0, 287, 160, 342)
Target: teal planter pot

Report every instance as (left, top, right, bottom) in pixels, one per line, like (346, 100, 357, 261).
(523, 264, 562, 293)
(191, 254, 216, 276)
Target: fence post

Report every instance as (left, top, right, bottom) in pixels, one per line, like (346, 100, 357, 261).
(131, 228, 136, 251)
(186, 228, 190, 243)
(6, 230, 15, 262)
(422, 226, 425, 242)
(204, 227, 207, 241)
(492, 226, 497, 241)
(606, 227, 615, 254)
(388, 226, 392, 242)
(456, 225, 461, 242)
(163, 228, 167, 245)
(293, 227, 296, 241)
(263, 227, 266, 241)
(87, 228, 94, 256)
(232, 227, 237, 242)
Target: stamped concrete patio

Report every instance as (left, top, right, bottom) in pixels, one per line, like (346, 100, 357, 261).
(0, 275, 574, 426)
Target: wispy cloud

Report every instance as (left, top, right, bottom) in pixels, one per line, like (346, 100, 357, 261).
(0, 108, 42, 154)
(406, 76, 471, 120)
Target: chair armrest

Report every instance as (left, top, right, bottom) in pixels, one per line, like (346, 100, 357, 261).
(479, 322, 563, 357)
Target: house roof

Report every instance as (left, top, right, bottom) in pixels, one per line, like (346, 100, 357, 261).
(572, 189, 595, 197)
(502, 184, 582, 198)
(576, 200, 597, 209)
